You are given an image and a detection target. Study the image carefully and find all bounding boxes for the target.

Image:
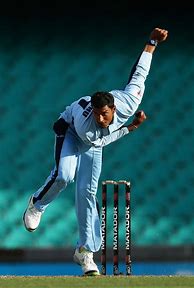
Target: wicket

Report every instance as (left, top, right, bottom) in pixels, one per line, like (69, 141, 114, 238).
(101, 180, 131, 276)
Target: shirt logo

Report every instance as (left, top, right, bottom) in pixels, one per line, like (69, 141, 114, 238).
(83, 105, 92, 117)
(78, 99, 93, 118)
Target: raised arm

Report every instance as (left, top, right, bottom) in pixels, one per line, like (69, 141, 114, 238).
(110, 27, 168, 119)
(145, 28, 168, 53)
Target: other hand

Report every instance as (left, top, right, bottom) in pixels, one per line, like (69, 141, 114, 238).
(149, 28, 168, 43)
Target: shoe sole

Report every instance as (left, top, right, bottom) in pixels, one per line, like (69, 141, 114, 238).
(84, 271, 100, 276)
(23, 196, 37, 232)
(73, 254, 100, 276)
(23, 211, 37, 232)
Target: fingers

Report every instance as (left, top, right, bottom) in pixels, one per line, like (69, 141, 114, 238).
(128, 110, 147, 131)
(150, 28, 168, 42)
(155, 28, 168, 41)
(135, 110, 146, 120)
(135, 110, 147, 123)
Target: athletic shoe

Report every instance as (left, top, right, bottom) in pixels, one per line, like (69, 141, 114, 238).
(73, 247, 100, 276)
(23, 196, 43, 232)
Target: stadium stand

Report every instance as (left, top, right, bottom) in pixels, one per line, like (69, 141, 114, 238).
(0, 15, 194, 251)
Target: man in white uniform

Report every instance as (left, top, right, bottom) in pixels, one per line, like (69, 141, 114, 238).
(23, 27, 168, 276)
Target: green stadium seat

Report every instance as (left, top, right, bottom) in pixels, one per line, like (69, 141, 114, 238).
(0, 27, 194, 249)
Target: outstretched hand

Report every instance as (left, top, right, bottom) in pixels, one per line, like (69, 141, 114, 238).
(134, 110, 147, 123)
(149, 28, 168, 43)
(127, 110, 147, 132)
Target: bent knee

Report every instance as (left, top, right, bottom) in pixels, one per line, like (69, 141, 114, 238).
(57, 171, 74, 185)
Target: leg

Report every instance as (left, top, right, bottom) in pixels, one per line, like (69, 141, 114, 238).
(75, 145, 103, 252)
(23, 129, 79, 231)
(33, 132, 78, 211)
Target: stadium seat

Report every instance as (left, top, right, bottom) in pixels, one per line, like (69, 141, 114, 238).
(0, 25, 194, 249)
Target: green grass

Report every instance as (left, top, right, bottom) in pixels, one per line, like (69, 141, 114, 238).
(0, 276, 194, 288)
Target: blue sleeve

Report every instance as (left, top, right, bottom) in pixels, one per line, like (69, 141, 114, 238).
(110, 51, 152, 118)
(90, 127, 129, 147)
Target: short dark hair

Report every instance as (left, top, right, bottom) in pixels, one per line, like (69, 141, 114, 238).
(91, 91, 114, 108)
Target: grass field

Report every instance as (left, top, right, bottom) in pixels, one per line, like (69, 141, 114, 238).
(0, 276, 194, 288)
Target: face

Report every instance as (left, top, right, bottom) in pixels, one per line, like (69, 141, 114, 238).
(93, 105, 116, 128)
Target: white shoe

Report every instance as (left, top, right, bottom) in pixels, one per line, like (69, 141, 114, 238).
(73, 247, 100, 276)
(23, 196, 43, 232)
